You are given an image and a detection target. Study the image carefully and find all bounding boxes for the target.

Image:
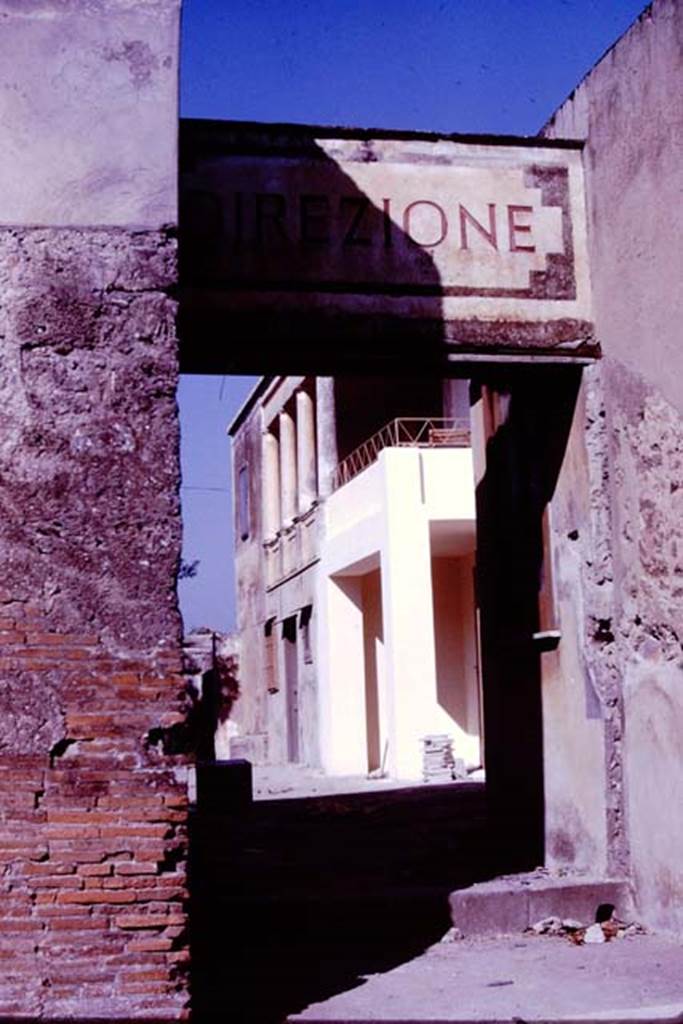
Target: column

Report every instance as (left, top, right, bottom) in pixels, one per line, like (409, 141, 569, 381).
(279, 409, 297, 527)
(296, 389, 317, 514)
(315, 377, 339, 498)
(379, 449, 440, 780)
(262, 431, 281, 540)
(318, 574, 368, 775)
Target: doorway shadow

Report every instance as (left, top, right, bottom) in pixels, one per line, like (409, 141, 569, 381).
(188, 781, 496, 1024)
(473, 367, 581, 869)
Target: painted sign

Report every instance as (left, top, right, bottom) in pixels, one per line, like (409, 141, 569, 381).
(180, 123, 595, 360)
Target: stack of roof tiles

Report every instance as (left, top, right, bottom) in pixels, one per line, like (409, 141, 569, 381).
(421, 734, 456, 783)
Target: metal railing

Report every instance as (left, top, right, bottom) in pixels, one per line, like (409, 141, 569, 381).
(332, 417, 470, 490)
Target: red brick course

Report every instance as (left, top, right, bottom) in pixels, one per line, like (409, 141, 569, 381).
(0, 617, 190, 1019)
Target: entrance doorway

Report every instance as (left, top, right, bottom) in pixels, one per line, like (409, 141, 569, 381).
(283, 615, 300, 763)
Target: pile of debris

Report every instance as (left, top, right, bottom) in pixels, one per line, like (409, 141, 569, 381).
(421, 735, 468, 783)
(529, 904, 647, 945)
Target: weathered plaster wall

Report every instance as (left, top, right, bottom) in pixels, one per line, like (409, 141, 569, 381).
(544, 0, 683, 931)
(544, 378, 611, 875)
(0, 0, 178, 229)
(231, 402, 269, 757)
(264, 568, 319, 767)
(0, 0, 188, 1015)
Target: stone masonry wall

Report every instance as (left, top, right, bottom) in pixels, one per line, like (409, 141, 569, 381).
(543, 0, 683, 931)
(0, 227, 189, 1018)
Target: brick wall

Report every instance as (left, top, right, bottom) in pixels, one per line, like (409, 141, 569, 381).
(0, 622, 188, 1018)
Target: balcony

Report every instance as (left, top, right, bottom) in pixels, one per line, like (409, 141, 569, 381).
(264, 503, 320, 590)
(332, 417, 471, 491)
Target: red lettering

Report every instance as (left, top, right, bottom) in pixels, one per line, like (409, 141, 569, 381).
(459, 203, 498, 250)
(403, 200, 448, 248)
(507, 204, 535, 253)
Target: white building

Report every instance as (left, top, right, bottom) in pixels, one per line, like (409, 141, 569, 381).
(229, 375, 483, 781)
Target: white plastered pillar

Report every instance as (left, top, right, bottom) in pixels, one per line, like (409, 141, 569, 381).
(315, 377, 338, 499)
(296, 390, 317, 514)
(262, 431, 281, 540)
(379, 449, 440, 780)
(317, 574, 368, 775)
(279, 409, 297, 527)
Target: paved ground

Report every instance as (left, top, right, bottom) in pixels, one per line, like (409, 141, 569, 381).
(289, 932, 683, 1023)
(190, 763, 680, 1024)
(189, 777, 495, 1024)
(251, 763, 485, 800)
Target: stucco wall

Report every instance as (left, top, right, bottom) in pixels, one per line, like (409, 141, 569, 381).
(320, 447, 478, 779)
(431, 555, 481, 768)
(543, 379, 610, 874)
(0, 1, 188, 1015)
(543, 0, 683, 931)
(231, 401, 269, 754)
(0, 0, 178, 229)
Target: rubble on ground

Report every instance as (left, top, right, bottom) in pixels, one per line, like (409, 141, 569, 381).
(527, 912, 647, 945)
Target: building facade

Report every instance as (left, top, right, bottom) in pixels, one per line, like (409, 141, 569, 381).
(0, 0, 681, 1017)
(230, 376, 483, 781)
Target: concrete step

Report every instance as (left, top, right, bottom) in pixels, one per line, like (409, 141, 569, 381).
(449, 874, 633, 938)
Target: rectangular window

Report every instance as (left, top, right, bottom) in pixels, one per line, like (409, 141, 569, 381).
(237, 465, 250, 541)
(300, 605, 313, 665)
(264, 617, 278, 693)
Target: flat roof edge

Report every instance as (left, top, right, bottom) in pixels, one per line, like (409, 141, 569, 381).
(541, 3, 653, 133)
(228, 376, 272, 436)
(180, 117, 585, 151)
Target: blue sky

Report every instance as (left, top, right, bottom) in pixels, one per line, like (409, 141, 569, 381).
(177, 0, 648, 633)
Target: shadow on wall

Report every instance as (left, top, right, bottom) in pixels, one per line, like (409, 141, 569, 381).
(188, 653, 240, 762)
(178, 123, 449, 375)
(473, 366, 581, 870)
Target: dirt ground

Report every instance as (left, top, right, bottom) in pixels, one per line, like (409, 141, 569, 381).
(289, 931, 683, 1023)
(251, 762, 485, 800)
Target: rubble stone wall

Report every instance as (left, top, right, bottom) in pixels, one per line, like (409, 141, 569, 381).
(544, 0, 683, 932)
(0, 228, 189, 1017)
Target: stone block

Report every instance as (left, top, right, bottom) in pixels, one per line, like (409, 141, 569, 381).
(527, 878, 633, 926)
(449, 883, 529, 937)
(450, 875, 633, 937)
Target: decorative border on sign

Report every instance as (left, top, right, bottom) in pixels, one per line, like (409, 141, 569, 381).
(521, 164, 577, 300)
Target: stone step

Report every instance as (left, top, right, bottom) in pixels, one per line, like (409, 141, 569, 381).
(449, 874, 634, 938)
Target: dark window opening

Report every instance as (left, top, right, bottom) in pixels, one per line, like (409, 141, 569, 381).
(264, 616, 278, 693)
(300, 604, 313, 664)
(238, 464, 250, 541)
